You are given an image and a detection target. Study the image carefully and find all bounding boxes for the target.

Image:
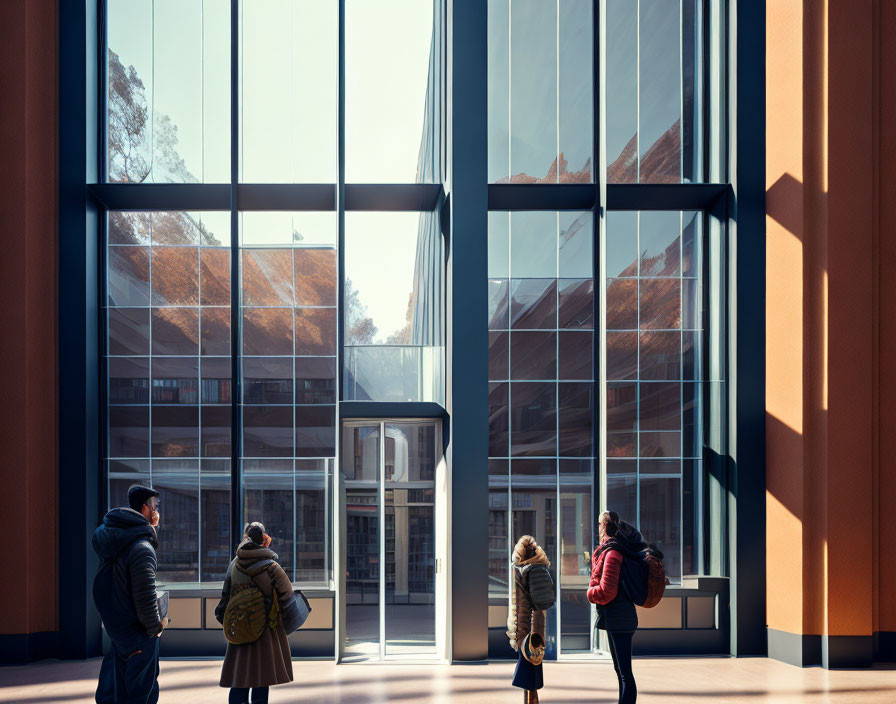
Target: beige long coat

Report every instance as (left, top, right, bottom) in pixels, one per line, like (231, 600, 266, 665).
(218, 544, 294, 688)
(506, 535, 549, 651)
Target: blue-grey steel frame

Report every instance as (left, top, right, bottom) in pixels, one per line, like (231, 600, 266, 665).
(54, 0, 765, 660)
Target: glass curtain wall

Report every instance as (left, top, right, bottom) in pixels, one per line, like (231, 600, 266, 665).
(488, 211, 596, 656)
(488, 0, 719, 657)
(605, 0, 702, 183)
(106, 210, 233, 583)
(103, 0, 445, 591)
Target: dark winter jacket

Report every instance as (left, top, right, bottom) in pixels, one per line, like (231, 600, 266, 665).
(92, 508, 163, 651)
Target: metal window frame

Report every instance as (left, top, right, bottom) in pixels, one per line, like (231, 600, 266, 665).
(484, 0, 740, 660)
(57, 0, 764, 662)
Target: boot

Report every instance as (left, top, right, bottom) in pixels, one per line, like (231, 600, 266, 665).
(523, 690, 529, 704)
(527, 690, 540, 704)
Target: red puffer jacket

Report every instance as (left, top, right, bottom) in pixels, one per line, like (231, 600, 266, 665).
(587, 548, 623, 605)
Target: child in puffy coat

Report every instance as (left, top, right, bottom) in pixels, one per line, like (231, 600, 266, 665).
(507, 535, 549, 704)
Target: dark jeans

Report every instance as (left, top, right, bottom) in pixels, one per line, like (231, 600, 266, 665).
(95, 636, 160, 704)
(607, 630, 636, 704)
(229, 687, 269, 704)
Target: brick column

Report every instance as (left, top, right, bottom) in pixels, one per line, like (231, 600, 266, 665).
(0, 0, 59, 662)
(765, 0, 893, 668)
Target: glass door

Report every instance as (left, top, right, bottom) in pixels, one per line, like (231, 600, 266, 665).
(342, 420, 439, 659)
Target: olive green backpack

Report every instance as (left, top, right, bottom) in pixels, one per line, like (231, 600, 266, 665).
(222, 559, 280, 645)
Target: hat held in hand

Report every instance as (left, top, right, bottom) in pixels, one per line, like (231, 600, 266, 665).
(521, 632, 546, 666)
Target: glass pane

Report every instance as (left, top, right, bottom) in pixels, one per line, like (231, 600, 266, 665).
(606, 0, 701, 183)
(489, 382, 509, 458)
(638, 0, 682, 183)
(510, 331, 556, 381)
(510, 280, 557, 330)
(152, 308, 199, 355)
(488, 211, 510, 279)
(488, 279, 510, 331)
(243, 406, 293, 457)
(108, 246, 150, 306)
(110, 308, 150, 355)
(109, 406, 149, 458)
(558, 382, 592, 457)
(346, 0, 441, 183)
(639, 476, 682, 580)
(489, 0, 593, 183)
(345, 486, 380, 655)
(201, 406, 231, 457)
(243, 357, 293, 404)
(606, 332, 637, 380)
(511, 212, 557, 279)
(386, 422, 439, 483)
(201, 308, 231, 356)
(240, 0, 337, 183)
(151, 357, 198, 404)
(606, 473, 637, 528)
(295, 357, 337, 404)
(295, 308, 338, 356)
(602, 211, 705, 582)
(244, 461, 296, 580)
(109, 358, 149, 404)
(200, 460, 231, 581)
(152, 406, 199, 457)
(605, 0, 637, 183)
(640, 211, 682, 277)
(559, 469, 592, 651)
(342, 425, 380, 482)
(489, 331, 509, 381)
(640, 331, 682, 380)
(295, 405, 336, 457)
(606, 279, 638, 330)
(241, 249, 294, 306)
(510, 382, 556, 457)
(488, 211, 594, 651)
(607, 212, 638, 279)
(559, 212, 593, 279)
(295, 460, 328, 584)
(489, 467, 510, 597)
(558, 279, 593, 330)
(385, 422, 437, 654)
(200, 249, 231, 305)
(107, 0, 230, 183)
(152, 247, 199, 306)
(153, 460, 200, 583)
(558, 330, 592, 380)
(487, 0, 510, 182)
(103, 211, 230, 489)
(558, 0, 594, 183)
(344, 212, 443, 402)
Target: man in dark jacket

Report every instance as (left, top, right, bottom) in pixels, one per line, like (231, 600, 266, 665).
(93, 485, 168, 704)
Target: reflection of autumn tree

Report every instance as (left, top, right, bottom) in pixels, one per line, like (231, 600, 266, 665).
(386, 292, 414, 345)
(345, 278, 377, 345)
(108, 50, 195, 183)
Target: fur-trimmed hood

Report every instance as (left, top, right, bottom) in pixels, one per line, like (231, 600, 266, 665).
(512, 534, 550, 568)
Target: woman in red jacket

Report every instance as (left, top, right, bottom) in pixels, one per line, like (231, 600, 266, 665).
(587, 511, 638, 704)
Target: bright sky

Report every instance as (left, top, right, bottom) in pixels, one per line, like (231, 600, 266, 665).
(108, 0, 433, 340)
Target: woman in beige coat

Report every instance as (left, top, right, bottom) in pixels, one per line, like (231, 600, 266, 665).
(216, 522, 293, 704)
(507, 535, 550, 704)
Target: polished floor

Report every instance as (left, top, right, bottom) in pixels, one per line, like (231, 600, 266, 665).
(1, 657, 895, 703)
